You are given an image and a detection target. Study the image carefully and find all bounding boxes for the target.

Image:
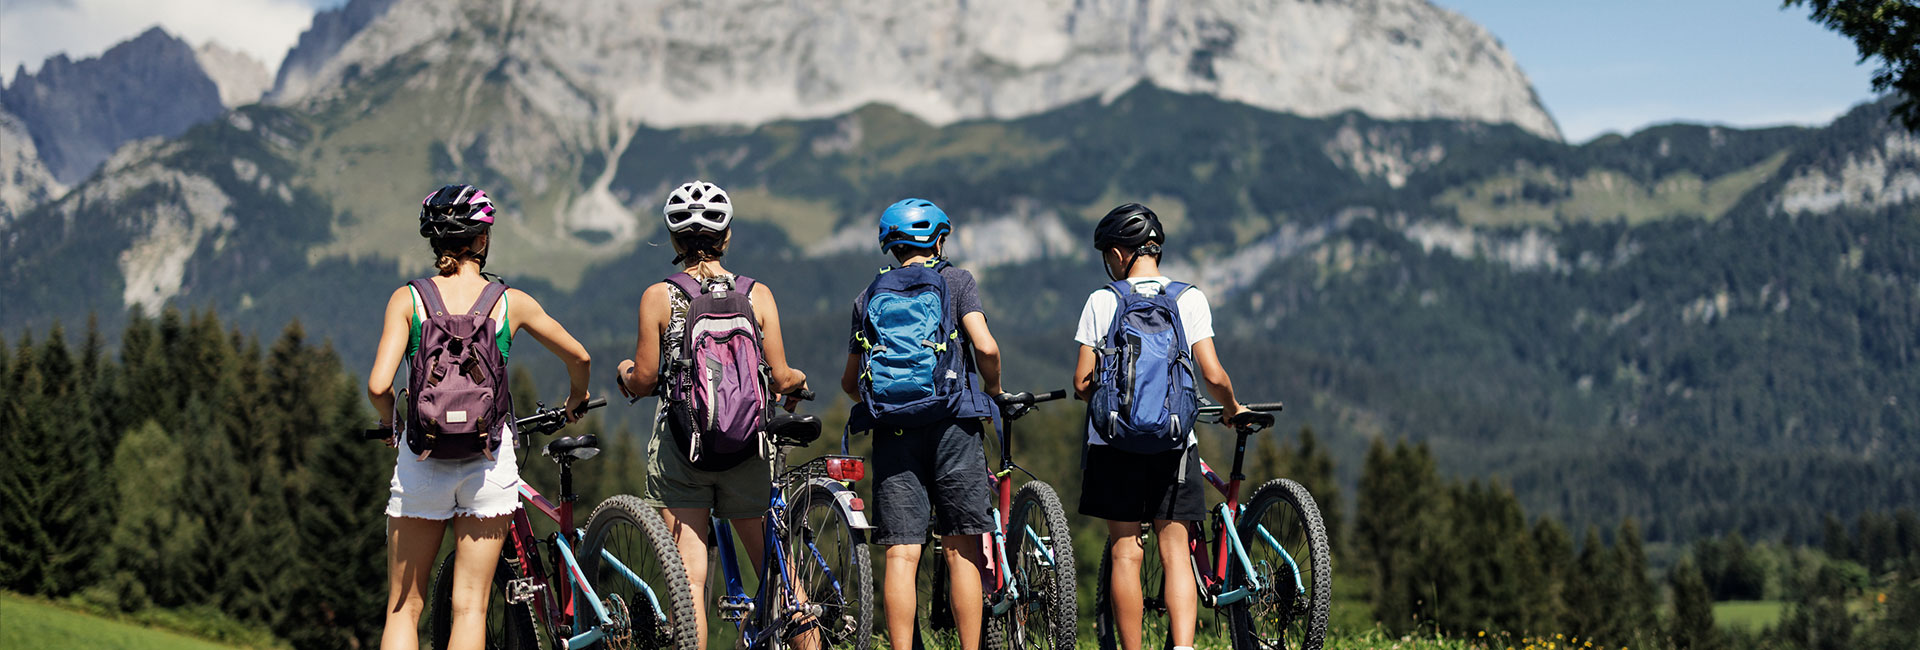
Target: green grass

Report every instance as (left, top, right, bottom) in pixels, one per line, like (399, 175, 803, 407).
(0, 592, 244, 649)
(1713, 599, 1785, 633)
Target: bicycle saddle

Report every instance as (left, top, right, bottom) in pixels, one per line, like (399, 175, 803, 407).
(1231, 412, 1276, 430)
(769, 412, 822, 447)
(544, 434, 601, 461)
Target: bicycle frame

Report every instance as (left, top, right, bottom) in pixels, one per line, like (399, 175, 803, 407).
(981, 392, 1069, 617)
(509, 459, 669, 649)
(1178, 428, 1308, 610)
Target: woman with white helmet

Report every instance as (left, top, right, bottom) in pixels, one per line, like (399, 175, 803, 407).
(616, 181, 809, 649)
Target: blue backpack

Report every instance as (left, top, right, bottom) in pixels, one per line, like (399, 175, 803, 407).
(1088, 280, 1199, 453)
(855, 260, 991, 428)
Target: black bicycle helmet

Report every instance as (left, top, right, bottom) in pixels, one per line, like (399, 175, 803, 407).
(419, 184, 496, 239)
(1092, 202, 1165, 251)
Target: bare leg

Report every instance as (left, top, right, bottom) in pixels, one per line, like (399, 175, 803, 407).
(663, 508, 715, 650)
(944, 534, 989, 650)
(883, 543, 923, 650)
(446, 513, 512, 650)
(1106, 520, 1147, 650)
(1153, 520, 1198, 649)
(382, 516, 449, 650)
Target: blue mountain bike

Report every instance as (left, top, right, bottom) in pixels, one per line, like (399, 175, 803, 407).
(709, 394, 877, 649)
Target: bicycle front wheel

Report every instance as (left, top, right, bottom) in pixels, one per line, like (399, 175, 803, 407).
(988, 481, 1076, 650)
(1228, 479, 1331, 650)
(578, 495, 700, 650)
(788, 479, 875, 649)
(429, 549, 541, 650)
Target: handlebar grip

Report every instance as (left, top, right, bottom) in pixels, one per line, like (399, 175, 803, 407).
(786, 388, 816, 401)
(1034, 389, 1069, 403)
(361, 428, 393, 440)
(1244, 402, 1285, 412)
(578, 397, 608, 413)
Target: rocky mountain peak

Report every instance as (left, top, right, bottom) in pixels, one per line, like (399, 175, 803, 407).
(0, 26, 225, 185)
(194, 42, 271, 108)
(279, 0, 1560, 140)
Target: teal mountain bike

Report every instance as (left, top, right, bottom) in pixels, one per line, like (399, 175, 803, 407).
(1093, 402, 1332, 650)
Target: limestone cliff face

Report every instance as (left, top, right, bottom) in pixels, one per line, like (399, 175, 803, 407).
(0, 107, 63, 223)
(279, 0, 1559, 139)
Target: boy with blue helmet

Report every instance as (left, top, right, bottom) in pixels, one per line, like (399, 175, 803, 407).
(841, 198, 1002, 650)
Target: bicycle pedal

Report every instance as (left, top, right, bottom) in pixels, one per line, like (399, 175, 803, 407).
(718, 595, 754, 622)
(506, 577, 544, 605)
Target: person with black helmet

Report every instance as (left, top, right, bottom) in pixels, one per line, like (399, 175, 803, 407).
(1074, 203, 1249, 650)
(367, 184, 593, 650)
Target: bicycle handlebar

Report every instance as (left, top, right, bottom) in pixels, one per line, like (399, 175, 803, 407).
(995, 389, 1069, 422)
(1196, 402, 1285, 416)
(518, 397, 609, 437)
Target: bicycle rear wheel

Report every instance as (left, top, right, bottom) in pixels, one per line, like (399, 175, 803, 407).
(579, 495, 700, 650)
(987, 481, 1076, 650)
(428, 549, 540, 650)
(1228, 479, 1331, 650)
(788, 480, 875, 649)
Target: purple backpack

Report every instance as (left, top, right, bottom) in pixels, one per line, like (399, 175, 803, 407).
(664, 273, 770, 471)
(405, 278, 512, 461)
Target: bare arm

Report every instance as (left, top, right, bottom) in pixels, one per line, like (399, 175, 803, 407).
(1190, 337, 1246, 419)
(367, 287, 413, 430)
(961, 311, 1002, 396)
(510, 288, 592, 419)
(1073, 344, 1098, 401)
(617, 283, 671, 399)
(751, 283, 808, 395)
(840, 353, 861, 398)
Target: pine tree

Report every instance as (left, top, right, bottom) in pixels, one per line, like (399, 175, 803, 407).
(1566, 525, 1613, 640)
(0, 331, 40, 592)
(1668, 558, 1719, 650)
(285, 367, 387, 649)
(1530, 517, 1575, 633)
(101, 420, 198, 608)
(1611, 519, 1657, 646)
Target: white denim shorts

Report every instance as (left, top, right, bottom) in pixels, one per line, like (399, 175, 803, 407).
(385, 430, 523, 520)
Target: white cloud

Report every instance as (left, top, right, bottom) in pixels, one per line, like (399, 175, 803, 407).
(0, 0, 319, 83)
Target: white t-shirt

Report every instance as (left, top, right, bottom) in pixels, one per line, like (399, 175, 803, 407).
(1073, 277, 1215, 446)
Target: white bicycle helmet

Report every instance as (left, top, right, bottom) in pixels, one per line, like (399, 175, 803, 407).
(662, 181, 733, 233)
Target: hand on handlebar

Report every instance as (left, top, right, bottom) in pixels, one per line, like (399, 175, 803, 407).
(781, 381, 813, 412)
(1223, 401, 1250, 422)
(563, 391, 591, 423)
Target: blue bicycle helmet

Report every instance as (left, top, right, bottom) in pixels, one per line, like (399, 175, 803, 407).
(877, 198, 951, 252)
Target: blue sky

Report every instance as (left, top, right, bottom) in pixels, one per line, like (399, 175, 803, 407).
(0, 0, 1884, 142)
(1436, 0, 1879, 141)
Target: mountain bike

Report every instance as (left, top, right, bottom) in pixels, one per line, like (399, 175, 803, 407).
(1092, 402, 1331, 650)
(707, 390, 877, 650)
(908, 390, 1078, 650)
(364, 398, 700, 650)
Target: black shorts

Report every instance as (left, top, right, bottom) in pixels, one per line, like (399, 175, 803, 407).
(870, 418, 995, 545)
(1078, 444, 1207, 522)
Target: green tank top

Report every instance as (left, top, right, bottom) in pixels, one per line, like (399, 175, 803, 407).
(406, 285, 511, 359)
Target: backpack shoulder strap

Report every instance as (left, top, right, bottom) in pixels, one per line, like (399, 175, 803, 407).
(665, 272, 704, 298)
(1165, 281, 1193, 299)
(470, 282, 508, 317)
(731, 275, 756, 294)
(1106, 280, 1137, 299)
(409, 278, 452, 318)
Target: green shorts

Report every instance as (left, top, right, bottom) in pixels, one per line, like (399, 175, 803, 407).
(644, 417, 771, 520)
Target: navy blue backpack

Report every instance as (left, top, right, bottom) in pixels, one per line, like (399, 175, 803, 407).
(854, 260, 992, 428)
(1088, 280, 1200, 453)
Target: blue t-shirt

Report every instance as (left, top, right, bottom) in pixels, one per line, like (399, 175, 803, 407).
(847, 263, 985, 353)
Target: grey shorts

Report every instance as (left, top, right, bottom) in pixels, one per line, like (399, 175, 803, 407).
(644, 417, 772, 520)
(870, 418, 995, 545)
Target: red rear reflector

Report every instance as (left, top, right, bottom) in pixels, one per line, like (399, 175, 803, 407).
(848, 497, 865, 511)
(827, 458, 866, 481)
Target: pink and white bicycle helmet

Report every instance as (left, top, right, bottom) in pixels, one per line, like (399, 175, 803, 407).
(662, 181, 733, 233)
(419, 184, 496, 238)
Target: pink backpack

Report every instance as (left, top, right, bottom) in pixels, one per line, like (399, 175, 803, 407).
(662, 273, 769, 471)
(404, 278, 512, 460)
